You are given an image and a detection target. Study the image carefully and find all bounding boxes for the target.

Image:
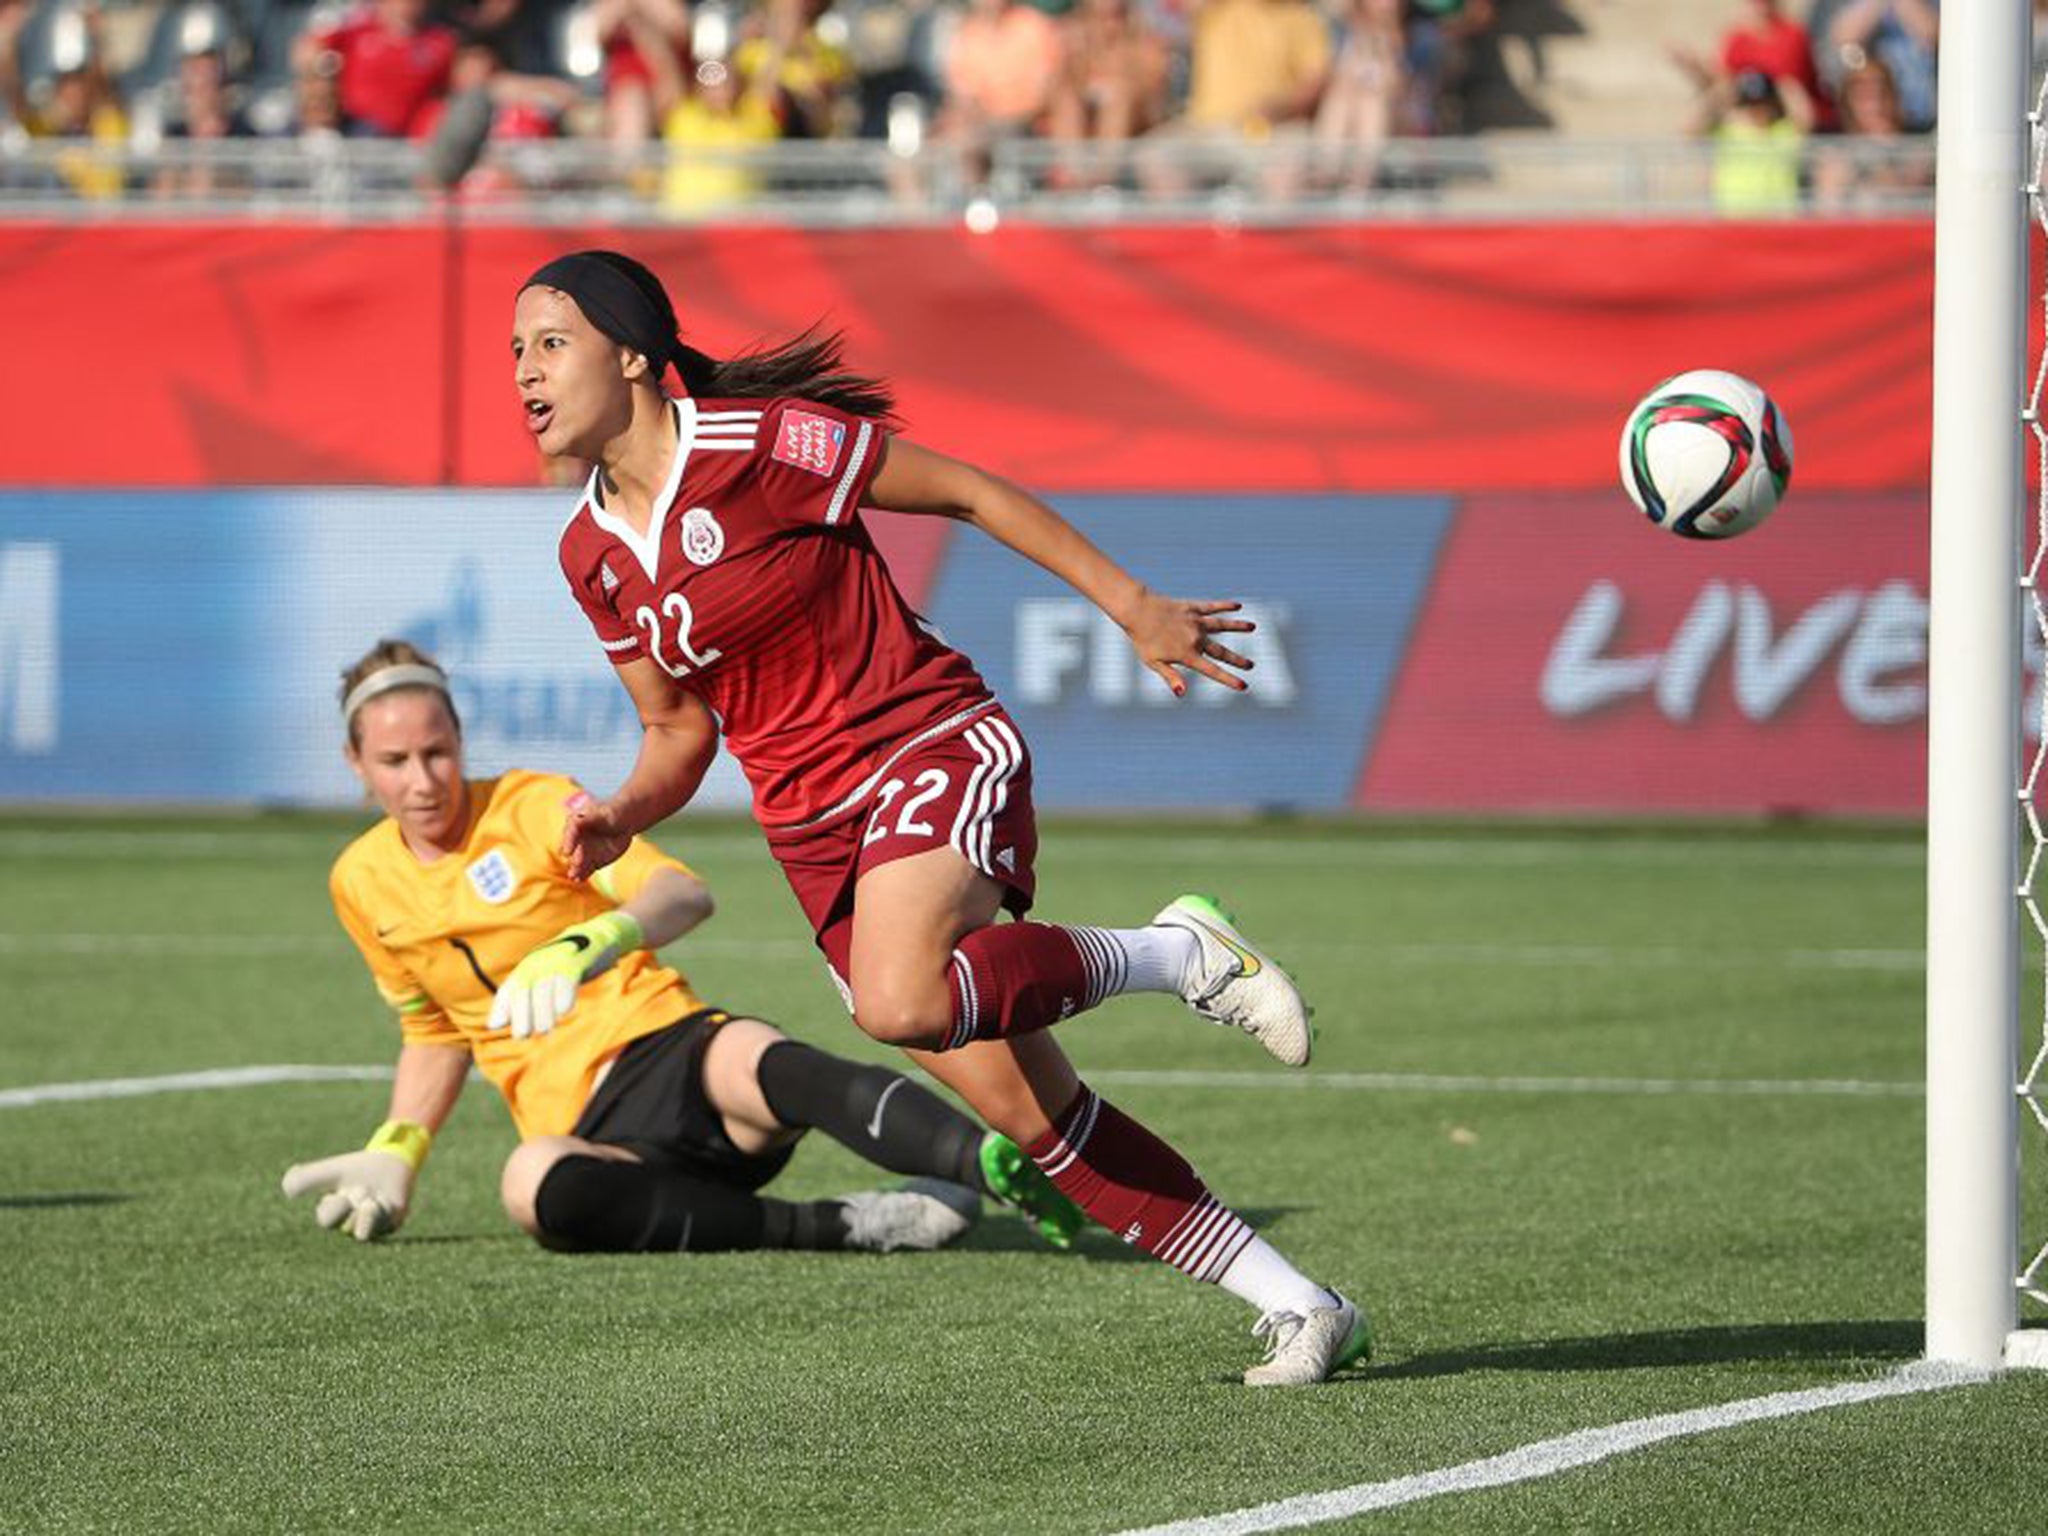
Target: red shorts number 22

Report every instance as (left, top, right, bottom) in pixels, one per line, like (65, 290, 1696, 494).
(765, 710, 1041, 985)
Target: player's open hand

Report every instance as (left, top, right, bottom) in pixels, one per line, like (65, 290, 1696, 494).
(281, 1149, 415, 1242)
(561, 795, 634, 880)
(1124, 594, 1256, 698)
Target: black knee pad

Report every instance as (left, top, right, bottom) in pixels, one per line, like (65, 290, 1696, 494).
(533, 1154, 655, 1252)
(533, 1152, 771, 1253)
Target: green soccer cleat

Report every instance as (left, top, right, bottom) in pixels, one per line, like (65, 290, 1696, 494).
(979, 1131, 1085, 1250)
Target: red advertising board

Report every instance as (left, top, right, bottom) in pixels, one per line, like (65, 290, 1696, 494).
(1358, 491, 1933, 813)
(0, 221, 1936, 493)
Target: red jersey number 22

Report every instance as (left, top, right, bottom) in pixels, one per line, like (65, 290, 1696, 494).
(635, 595, 723, 678)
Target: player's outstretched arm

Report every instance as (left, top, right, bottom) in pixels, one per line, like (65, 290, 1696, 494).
(564, 663, 719, 879)
(867, 436, 1256, 697)
(487, 866, 711, 1038)
(280, 1042, 469, 1242)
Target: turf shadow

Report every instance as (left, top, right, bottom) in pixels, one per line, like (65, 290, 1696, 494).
(0, 1191, 132, 1210)
(1363, 1319, 1921, 1380)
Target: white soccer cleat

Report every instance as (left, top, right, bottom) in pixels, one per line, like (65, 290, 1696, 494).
(1153, 894, 1313, 1068)
(1243, 1292, 1372, 1387)
(839, 1179, 981, 1253)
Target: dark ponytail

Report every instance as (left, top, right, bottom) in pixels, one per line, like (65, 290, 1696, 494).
(681, 328, 899, 426)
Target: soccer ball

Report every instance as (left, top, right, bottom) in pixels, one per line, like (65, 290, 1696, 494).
(1619, 369, 1794, 539)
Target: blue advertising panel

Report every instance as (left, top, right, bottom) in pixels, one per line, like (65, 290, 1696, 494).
(0, 492, 287, 798)
(918, 495, 1456, 810)
(0, 490, 750, 806)
(0, 490, 1448, 811)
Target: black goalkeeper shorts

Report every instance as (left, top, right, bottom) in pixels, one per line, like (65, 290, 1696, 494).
(570, 1007, 797, 1192)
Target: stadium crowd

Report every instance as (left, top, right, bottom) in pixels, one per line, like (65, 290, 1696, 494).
(0, 0, 1966, 208)
(1676, 0, 1942, 212)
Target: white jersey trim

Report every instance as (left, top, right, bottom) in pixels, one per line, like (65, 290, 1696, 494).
(824, 420, 875, 527)
(779, 697, 999, 833)
(951, 716, 1023, 879)
(573, 396, 698, 585)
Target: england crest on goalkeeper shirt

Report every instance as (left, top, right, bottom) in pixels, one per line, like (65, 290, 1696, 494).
(467, 849, 515, 903)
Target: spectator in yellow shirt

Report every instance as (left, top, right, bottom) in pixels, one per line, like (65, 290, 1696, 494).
(734, 0, 855, 140)
(0, 1, 129, 201)
(1140, 0, 1332, 198)
(1697, 68, 1805, 216)
(1181, 0, 1332, 136)
(283, 640, 1083, 1256)
(660, 57, 782, 216)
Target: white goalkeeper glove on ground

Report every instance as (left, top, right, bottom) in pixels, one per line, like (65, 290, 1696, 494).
(281, 1119, 431, 1242)
(487, 910, 643, 1039)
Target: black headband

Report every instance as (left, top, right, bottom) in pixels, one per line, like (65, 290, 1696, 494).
(522, 251, 680, 378)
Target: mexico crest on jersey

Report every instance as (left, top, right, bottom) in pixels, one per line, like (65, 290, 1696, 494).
(773, 410, 846, 477)
(680, 505, 725, 567)
(466, 849, 516, 904)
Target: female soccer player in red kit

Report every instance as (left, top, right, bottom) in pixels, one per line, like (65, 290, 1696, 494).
(509, 249, 1367, 1384)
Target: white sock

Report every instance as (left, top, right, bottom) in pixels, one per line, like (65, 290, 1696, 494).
(1215, 1235, 1338, 1318)
(1064, 924, 1199, 999)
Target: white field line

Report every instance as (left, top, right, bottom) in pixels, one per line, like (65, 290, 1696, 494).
(0, 931, 1928, 972)
(0, 1063, 1918, 1110)
(0, 1064, 392, 1108)
(0, 828, 1924, 869)
(0, 932, 812, 959)
(1114, 1363, 1988, 1536)
(1086, 1070, 1921, 1098)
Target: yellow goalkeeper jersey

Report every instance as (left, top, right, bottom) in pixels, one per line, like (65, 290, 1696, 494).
(329, 769, 709, 1139)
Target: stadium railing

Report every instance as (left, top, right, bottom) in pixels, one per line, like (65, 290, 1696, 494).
(0, 133, 1941, 222)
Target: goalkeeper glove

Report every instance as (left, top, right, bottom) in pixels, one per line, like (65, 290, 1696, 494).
(486, 909, 644, 1039)
(280, 1119, 431, 1242)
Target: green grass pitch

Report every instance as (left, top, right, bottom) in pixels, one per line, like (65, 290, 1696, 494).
(3, 811, 2046, 1533)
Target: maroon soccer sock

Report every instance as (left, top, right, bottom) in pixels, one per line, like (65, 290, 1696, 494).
(941, 922, 1132, 1048)
(1023, 1088, 1256, 1281)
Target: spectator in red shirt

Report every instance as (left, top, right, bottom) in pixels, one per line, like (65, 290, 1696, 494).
(591, 0, 691, 150)
(296, 0, 458, 138)
(411, 33, 581, 193)
(1671, 0, 1832, 131)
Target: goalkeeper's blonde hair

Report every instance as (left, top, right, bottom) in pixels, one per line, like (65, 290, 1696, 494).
(340, 639, 461, 749)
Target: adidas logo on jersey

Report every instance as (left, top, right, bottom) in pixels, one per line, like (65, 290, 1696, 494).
(599, 561, 620, 594)
(1121, 1221, 1144, 1245)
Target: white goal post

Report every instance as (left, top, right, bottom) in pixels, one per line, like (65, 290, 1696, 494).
(1926, 0, 2034, 1370)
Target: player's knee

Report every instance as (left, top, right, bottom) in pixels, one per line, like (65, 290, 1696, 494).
(501, 1137, 580, 1240)
(849, 981, 949, 1048)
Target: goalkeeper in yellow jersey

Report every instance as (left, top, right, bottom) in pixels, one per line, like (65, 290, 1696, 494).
(283, 639, 1082, 1256)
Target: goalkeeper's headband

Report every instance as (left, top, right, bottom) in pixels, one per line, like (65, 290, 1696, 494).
(342, 665, 451, 728)
(521, 250, 716, 387)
